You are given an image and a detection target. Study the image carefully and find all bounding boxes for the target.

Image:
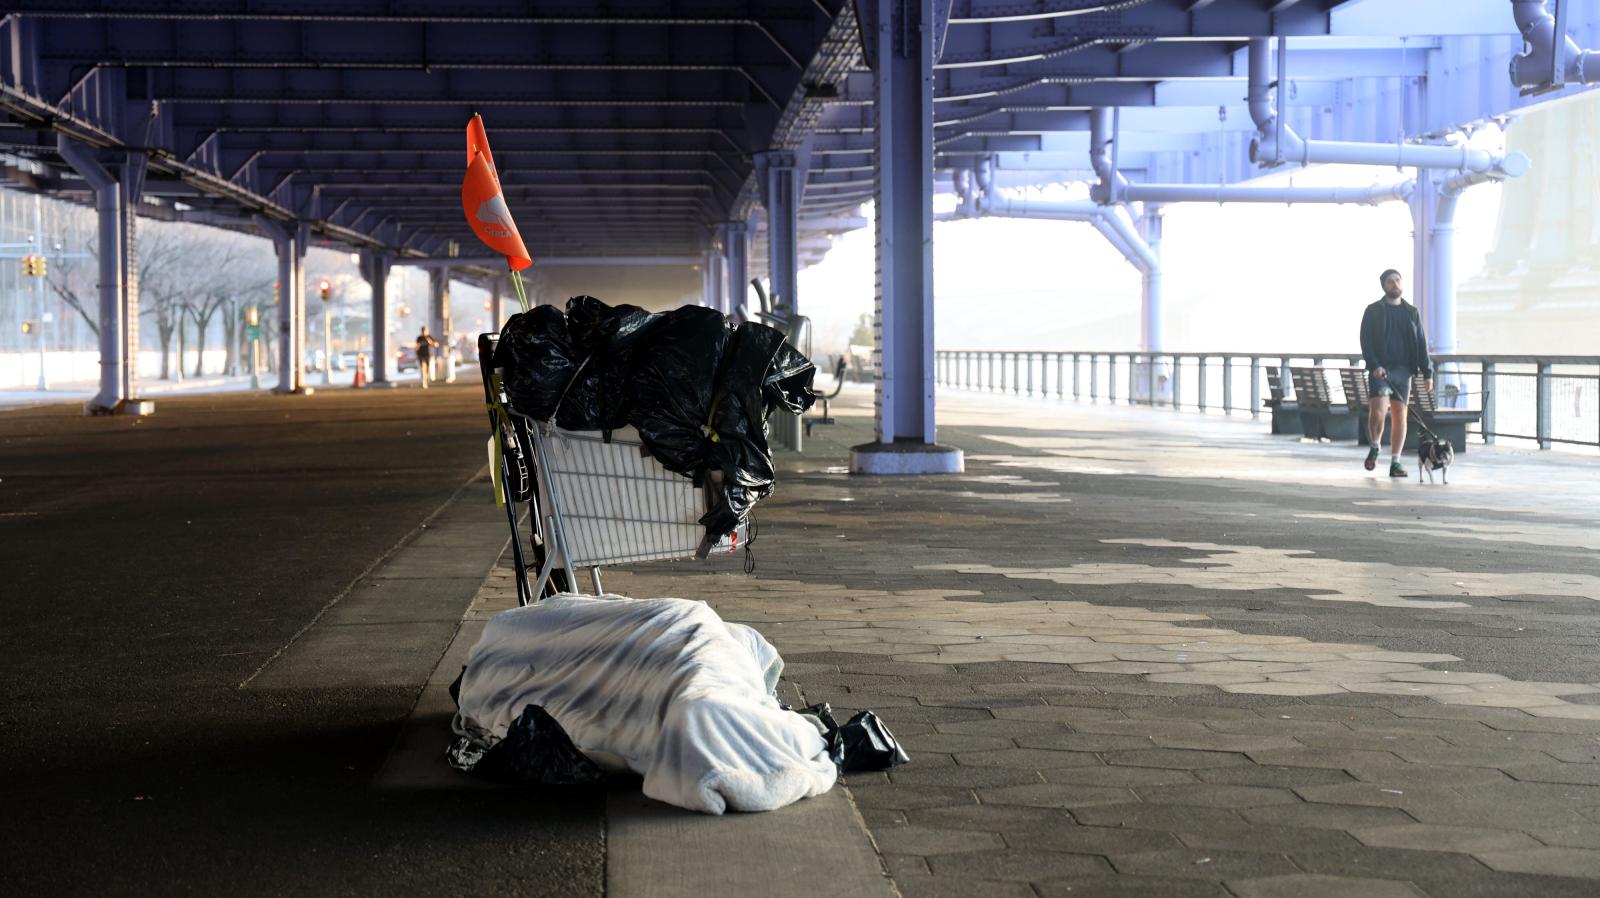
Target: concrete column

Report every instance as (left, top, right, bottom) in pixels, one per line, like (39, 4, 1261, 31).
(1139, 206, 1164, 352)
(57, 138, 150, 415)
(295, 222, 310, 387)
(255, 218, 305, 394)
(1410, 173, 1436, 328)
(754, 151, 799, 316)
(428, 267, 452, 382)
(708, 249, 727, 314)
(362, 251, 392, 384)
(724, 220, 750, 320)
(850, 0, 962, 475)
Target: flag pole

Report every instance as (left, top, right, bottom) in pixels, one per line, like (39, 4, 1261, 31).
(510, 268, 531, 313)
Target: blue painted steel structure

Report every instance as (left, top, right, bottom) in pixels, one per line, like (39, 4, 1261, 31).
(1, 1, 1597, 445)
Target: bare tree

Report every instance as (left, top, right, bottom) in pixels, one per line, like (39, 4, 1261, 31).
(46, 234, 99, 338)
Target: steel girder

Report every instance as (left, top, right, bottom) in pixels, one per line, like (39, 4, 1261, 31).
(0, 1, 849, 260)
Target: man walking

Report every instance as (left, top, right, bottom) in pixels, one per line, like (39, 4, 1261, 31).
(415, 326, 439, 389)
(1359, 270, 1433, 477)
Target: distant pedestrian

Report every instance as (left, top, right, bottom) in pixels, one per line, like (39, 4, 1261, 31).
(416, 326, 439, 389)
(1359, 270, 1433, 477)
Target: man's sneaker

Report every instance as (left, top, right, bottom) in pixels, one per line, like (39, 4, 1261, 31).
(1389, 461, 1408, 478)
(1364, 446, 1380, 471)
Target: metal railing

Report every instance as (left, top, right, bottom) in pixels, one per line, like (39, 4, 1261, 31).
(934, 351, 1600, 452)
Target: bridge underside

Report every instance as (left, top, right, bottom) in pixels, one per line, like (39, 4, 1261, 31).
(0, 1, 1596, 438)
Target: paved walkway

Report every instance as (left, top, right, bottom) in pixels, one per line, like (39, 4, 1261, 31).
(579, 385, 1600, 898)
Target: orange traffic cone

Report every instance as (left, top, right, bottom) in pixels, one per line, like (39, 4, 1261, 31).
(352, 353, 369, 388)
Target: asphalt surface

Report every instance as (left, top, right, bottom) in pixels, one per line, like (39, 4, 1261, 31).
(0, 385, 604, 897)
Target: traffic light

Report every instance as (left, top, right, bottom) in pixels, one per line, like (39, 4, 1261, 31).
(20, 320, 36, 335)
(20, 254, 46, 277)
(245, 305, 259, 327)
(318, 278, 331, 301)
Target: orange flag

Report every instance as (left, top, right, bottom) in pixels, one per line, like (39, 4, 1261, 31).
(462, 114, 532, 271)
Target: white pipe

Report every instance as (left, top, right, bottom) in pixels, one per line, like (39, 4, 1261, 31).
(978, 194, 1157, 273)
(1427, 154, 1530, 357)
(1139, 206, 1163, 353)
(1121, 181, 1414, 205)
(979, 191, 1162, 350)
(1247, 39, 1502, 173)
(1511, 0, 1600, 88)
(1088, 107, 1412, 205)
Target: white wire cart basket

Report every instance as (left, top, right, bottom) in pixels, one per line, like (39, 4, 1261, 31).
(478, 333, 745, 605)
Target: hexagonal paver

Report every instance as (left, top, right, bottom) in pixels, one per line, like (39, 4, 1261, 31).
(904, 803, 1068, 833)
(1220, 682, 1347, 697)
(1473, 846, 1600, 878)
(890, 874, 1035, 898)
(953, 748, 1103, 770)
(1035, 875, 1234, 898)
(1436, 691, 1570, 709)
(1344, 651, 1461, 664)
(1109, 848, 1300, 880)
(1350, 823, 1543, 854)
(1073, 660, 1190, 675)
(1103, 748, 1251, 769)
(1134, 784, 1302, 808)
(977, 782, 1134, 809)
(924, 849, 1112, 881)
(1227, 874, 1425, 898)
(902, 733, 1018, 754)
(871, 824, 1006, 856)
(848, 784, 979, 811)
(1043, 764, 1201, 788)
(1241, 803, 1415, 831)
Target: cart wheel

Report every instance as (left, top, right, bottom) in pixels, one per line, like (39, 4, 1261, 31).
(523, 507, 572, 597)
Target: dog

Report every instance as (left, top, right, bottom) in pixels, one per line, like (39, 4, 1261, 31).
(1416, 430, 1454, 484)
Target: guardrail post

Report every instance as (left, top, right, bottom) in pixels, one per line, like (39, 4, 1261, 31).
(1129, 354, 1138, 406)
(1071, 354, 1080, 400)
(1197, 356, 1208, 412)
(1171, 356, 1183, 410)
(1222, 355, 1234, 415)
(1025, 352, 1034, 397)
(1481, 359, 1495, 444)
(1108, 354, 1118, 404)
(1250, 356, 1261, 420)
(1537, 361, 1553, 449)
(985, 351, 993, 391)
(1055, 353, 1065, 399)
(1090, 353, 1099, 401)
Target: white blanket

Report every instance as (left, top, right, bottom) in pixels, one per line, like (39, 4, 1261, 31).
(453, 594, 837, 814)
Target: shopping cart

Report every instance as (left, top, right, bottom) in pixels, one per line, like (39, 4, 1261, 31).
(477, 332, 746, 606)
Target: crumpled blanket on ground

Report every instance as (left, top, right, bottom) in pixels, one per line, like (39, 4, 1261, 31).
(452, 594, 837, 814)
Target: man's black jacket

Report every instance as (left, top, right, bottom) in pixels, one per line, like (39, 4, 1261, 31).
(1359, 298, 1432, 377)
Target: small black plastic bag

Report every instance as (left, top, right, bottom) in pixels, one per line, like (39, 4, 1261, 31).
(447, 704, 606, 786)
(800, 703, 911, 773)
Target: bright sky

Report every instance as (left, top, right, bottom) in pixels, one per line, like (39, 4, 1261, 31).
(798, 137, 1506, 358)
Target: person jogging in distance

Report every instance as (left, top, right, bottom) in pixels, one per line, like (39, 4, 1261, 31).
(1359, 269, 1433, 478)
(416, 326, 440, 389)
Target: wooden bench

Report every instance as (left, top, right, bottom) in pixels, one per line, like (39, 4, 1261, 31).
(1264, 367, 1302, 435)
(1346, 369, 1483, 453)
(1410, 374, 1483, 453)
(1290, 367, 1359, 441)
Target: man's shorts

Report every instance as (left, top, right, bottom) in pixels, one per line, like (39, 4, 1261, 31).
(1370, 367, 1412, 404)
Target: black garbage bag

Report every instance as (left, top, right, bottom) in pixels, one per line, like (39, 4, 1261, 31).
(492, 296, 816, 543)
(800, 703, 911, 773)
(446, 704, 606, 786)
(495, 305, 632, 431)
